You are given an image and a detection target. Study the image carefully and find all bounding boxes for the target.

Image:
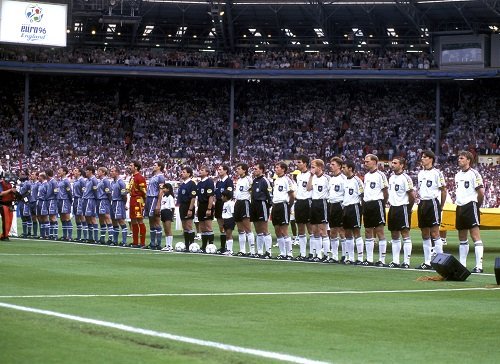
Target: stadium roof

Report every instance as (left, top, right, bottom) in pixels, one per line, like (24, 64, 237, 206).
(69, 0, 500, 51)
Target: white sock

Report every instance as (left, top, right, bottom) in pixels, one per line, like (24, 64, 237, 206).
(474, 241, 484, 269)
(346, 238, 355, 261)
(433, 237, 444, 254)
(256, 234, 264, 255)
(277, 237, 285, 256)
(322, 236, 330, 258)
(392, 239, 401, 265)
(166, 235, 173, 248)
(331, 238, 339, 260)
(341, 238, 346, 258)
(459, 240, 469, 266)
(239, 232, 246, 254)
(403, 238, 412, 264)
(299, 234, 307, 257)
(423, 238, 432, 265)
(264, 234, 272, 254)
(365, 238, 374, 262)
(247, 232, 255, 254)
(226, 239, 233, 253)
(378, 239, 387, 263)
(285, 236, 293, 257)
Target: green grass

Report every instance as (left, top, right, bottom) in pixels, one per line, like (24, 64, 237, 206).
(1, 228, 499, 363)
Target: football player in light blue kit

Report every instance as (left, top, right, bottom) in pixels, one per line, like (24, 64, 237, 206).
(110, 166, 128, 246)
(45, 169, 59, 239)
(82, 166, 99, 243)
(96, 166, 113, 244)
(72, 168, 87, 242)
(57, 166, 73, 240)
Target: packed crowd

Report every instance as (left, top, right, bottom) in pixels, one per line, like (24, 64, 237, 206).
(0, 45, 435, 70)
(0, 75, 498, 207)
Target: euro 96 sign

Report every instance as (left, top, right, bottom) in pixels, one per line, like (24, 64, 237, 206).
(0, 0, 67, 47)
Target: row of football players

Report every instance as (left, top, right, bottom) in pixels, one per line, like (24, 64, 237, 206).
(169, 151, 485, 273)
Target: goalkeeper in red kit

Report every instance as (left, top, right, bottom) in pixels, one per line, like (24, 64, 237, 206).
(127, 161, 147, 247)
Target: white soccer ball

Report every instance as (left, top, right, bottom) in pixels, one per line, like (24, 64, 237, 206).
(189, 242, 201, 253)
(205, 244, 217, 254)
(175, 242, 186, 252)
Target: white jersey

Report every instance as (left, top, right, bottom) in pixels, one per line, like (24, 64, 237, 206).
(272, 175, 295, 203)
(328, 173, 347, 203)
(455, 168, 483, 206)
(222, 200, 235, 219)
(363, 170, 388, 202)
(295, 170, 312, 200)
(388, 172, 414, 206)
(343, 175, 364, 206)
(418, 167, 445, 200)
(311, 174, 330, 200)
(234, 175, 252, 201)
(160, 194, 175, 210)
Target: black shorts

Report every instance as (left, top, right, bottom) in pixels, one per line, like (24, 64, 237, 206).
(343, 204, 362, 230)
(234, 200, 250, 222)
(214, 199, 224, 219)
(161, 208, 174, 222)
(456, 201, 480, 230)
(417, 199, 441, 228)
(294, 199, 311, 224)
(363, 200, 386, 228)
(250, 200, 270, 222)
(223, 217, 236, 230)
(387, 205, 411, 232)
(328, 202, 343, 228)
(179, 202, 193, 221)
(271, 202, 290, 226)
(310, 199, 328, 225)
(197, 202, 214, 221)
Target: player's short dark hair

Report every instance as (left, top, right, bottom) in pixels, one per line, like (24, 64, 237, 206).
(219, 165, 230, 174)
(344, 160, 356, 172)
(255, 162, 266, 173)
(85, 165, 95, 174)
(200, 165, 211, 174)
(221, 190, 233, 200)
(45, 169, 54, 177)
(182, 166, 193, 177)
(76, 167, 85, 176)
(236, 163, 249, 174)
(131, 160, 141, 171)
(421, 150, 435, 165)
(296, 154, 310, 166)
(156, 161, 165, 171)
(59, 166, 68, 174)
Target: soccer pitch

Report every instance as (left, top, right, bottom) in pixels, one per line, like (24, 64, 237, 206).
(1, 230, 499, 364)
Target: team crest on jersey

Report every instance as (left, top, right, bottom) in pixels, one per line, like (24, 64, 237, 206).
(426, 180, 432, 187)
(302, 181, 307, 188)
(278, 186, 283, 192)
(239, 186, 244, 191)
(464, 181, 470, 188)
(349, 188, 354, 195)
(395, 185, 400, 191)
(255, 188, 260, 192)
(370, 182, 376, 189)
(201, 189, 205, 194)
(334, 185, 340, 192)
(181, 190, 185, 194)
(318, 186, 323, 192)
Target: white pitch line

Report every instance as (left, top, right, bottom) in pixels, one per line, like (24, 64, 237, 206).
(0, 253, 140, 256)
(0, 302, 328, 364)
(1, 287, 499, 299)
